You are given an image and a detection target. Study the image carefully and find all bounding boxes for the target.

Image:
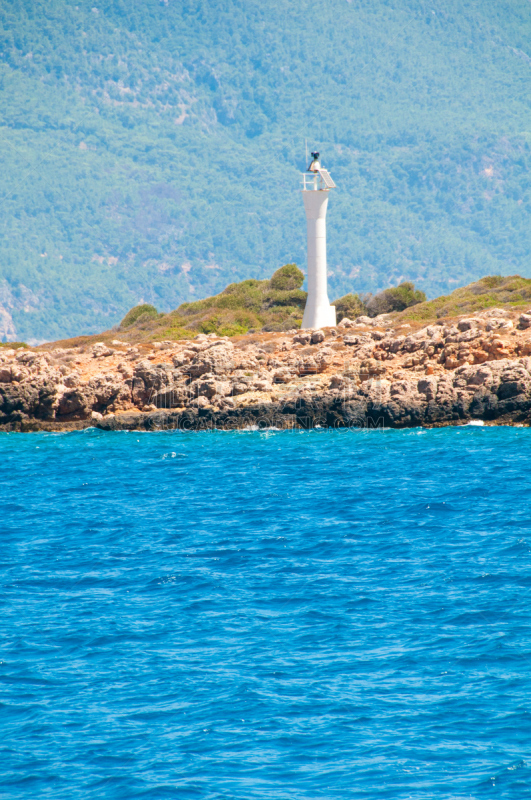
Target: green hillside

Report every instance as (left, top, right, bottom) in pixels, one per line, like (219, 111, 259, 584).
(2, 0, 531, 342)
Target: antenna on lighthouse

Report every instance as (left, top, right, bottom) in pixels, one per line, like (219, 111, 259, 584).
(300, 153, 337, 330)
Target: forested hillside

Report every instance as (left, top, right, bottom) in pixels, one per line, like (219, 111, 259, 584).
(2, 0, 531, 342)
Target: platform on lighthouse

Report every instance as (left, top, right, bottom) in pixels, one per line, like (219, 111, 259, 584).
(301, 170, 336, 191)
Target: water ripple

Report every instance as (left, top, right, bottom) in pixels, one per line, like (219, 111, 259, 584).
(0, 427, 530, 798)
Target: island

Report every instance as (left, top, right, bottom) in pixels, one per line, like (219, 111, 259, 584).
(2, 270, 531, 432)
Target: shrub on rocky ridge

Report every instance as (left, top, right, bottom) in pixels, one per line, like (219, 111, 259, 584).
(269, 264, 304, 291)
(333, 293, 368, 321)
(117, 264, 308, 339)
(120, 304, 159, 329)
(365, 282, 427, 316)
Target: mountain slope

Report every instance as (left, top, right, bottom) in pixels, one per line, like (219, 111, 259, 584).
(2, 0, 531, 341)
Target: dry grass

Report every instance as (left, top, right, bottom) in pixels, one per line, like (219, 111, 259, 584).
(396, 275, 531, 323)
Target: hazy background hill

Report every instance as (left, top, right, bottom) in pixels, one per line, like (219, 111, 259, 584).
(2, 0, 531, 342)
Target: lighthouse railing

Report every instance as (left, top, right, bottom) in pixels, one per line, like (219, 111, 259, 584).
(301, 172, 328, 191)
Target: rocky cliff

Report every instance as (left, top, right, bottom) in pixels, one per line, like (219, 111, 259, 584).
(3, 306, 531, 432)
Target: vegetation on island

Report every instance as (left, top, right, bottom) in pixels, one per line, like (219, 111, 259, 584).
(335, 283, 427, 320)
(397, 275, 531, 323)
(117, 265, 429, 340)
(119, 304, 159, 329)
(113, 268, 531, 344)
(333, 275, 531, 326)
(119, 264, 307, 338)
(39, 268, 531, 349)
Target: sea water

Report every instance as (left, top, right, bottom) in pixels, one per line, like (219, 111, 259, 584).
(1, 426, 530, 799)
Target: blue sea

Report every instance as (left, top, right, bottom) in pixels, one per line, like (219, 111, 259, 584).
(1, 426, 530, 799)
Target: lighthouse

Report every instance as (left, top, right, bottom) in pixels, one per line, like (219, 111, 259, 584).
(301, 152, 337, 329)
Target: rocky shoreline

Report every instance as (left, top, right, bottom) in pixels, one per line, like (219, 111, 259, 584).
(3, 307, 531, 432)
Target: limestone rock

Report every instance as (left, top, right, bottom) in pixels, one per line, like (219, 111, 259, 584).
(255, 379, 273, 392)
(15, 350, 36, 363)
(456, 364, 493, 387)
(92, 342, 114, 358)
(311, 329, 325, 344)
(389, 335, 406, 353)
(89, 373, 130, 409)
(359, 359, 386, 381)
(0, 365, 14, 383)
(134, 361, 173, 391)
(298, 347, 332, 375)
(172, 351, 192, 367)
(316, 347, 334, 370)
(329, 374, 351, 390)
(456, 328, 481, 343)
(403, 335, 423, 353)
(344, 334, 368, 347)
(373, 314, 392, 325)
(417, 376, 438, 401)
(190, 396, 209, 408)
(479, 307, 511, 318)
(7, 302, 531, 431)
(64, 372, 81, 388)
(486, 318, 513, 332)
(457, 318, 481, 332)
(195, 378, 232, 399)
(273, 367, 294, 384)
(57, 387, 92, 417)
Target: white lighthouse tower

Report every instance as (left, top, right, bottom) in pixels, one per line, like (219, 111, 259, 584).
(301, 152, 337, 329)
